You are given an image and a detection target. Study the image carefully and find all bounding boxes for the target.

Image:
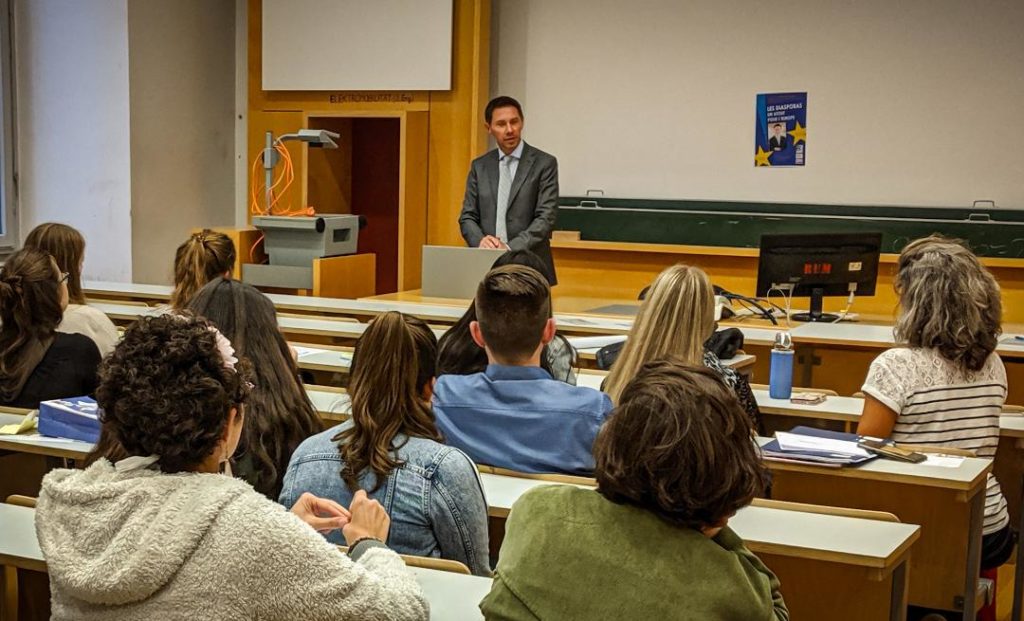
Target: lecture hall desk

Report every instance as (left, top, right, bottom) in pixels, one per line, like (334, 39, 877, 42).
(0, 410, 949, 621)
(756, 437, 990, 619)
(479, 473, 920, 621)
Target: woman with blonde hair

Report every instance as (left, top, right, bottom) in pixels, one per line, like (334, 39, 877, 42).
(281, 311, 490, 576)
(858, 236, 1013, 572)
(169, 229, 236, 309)
(25, 222, 118, 356)
(603, 264, 761, 430)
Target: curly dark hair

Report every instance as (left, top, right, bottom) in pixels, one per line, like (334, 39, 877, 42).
(594, 358, 767, 530)
(92, 313, 252, 473)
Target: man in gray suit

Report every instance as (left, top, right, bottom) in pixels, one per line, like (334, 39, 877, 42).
(459, 96, 559, 284)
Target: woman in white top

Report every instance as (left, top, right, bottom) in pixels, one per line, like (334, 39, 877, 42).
(25, 223, 118, 356)
(858, 235, 1013, 571)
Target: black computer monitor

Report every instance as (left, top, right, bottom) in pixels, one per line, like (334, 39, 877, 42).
(755, 232, 882, 322)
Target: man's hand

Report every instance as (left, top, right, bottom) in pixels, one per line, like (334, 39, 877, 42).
(478, 235, 505, 249)
(290, 492, 351, 533)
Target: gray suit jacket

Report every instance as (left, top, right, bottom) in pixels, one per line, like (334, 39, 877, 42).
(459, 142, 559, 284)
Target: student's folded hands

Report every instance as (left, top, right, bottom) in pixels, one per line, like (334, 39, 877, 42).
(290, 492, 352, 533)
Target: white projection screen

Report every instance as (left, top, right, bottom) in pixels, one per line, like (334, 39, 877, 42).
(262, 0, 452, 91)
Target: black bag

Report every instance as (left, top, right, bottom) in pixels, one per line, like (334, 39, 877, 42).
(595, 340, 625, 370)
(705, 327, 745, 360)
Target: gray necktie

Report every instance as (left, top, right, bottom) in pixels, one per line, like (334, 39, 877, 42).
(495, 156, 513, 243)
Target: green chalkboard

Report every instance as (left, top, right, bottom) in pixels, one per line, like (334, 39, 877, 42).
(554, 197, 1024, 258)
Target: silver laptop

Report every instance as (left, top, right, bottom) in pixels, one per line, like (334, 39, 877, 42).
(421, 246, 507, 299)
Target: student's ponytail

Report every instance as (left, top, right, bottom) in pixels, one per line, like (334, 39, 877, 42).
(0, 249, 64, 401)
(170, 230, 236, 309)
(336, 312, 441, 493)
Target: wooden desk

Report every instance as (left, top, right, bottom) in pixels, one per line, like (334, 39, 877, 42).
(408, 566, 489, 621)
(90, 302, 446, 346)
(478, 473, 919, 621)
(84, 280, 640, 336)
(0, 414, 92, 461)
(573, 358, 753, 390)
(758, 437, 990, 618)
(306, 386, 350, 424)
(0, 504, 489, 621)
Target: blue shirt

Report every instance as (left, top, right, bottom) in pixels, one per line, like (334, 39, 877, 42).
(432, 365, 613, 475)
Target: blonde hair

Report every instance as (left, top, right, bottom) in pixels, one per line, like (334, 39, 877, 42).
(604, 264, 716, 403)
(894, 235, 1001, 372)
(170, 230, 236, 310)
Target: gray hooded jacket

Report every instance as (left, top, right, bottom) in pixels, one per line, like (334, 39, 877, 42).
(35, 459, 429, 620)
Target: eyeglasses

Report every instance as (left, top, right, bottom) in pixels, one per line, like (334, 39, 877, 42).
(59, 272, 69, 284)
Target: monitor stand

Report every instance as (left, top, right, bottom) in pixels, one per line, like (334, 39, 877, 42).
(791, 287, 839, 322)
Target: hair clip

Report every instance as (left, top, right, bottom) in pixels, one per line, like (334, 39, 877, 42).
(209, 327, 238, 371)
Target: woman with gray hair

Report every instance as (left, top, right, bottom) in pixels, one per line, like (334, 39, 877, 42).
(857, 235, 1013, 572)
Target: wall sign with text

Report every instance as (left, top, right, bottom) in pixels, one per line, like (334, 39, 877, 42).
(755, 92, 807, 167)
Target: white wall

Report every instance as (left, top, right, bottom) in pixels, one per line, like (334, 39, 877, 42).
(15, 0, 133, 281)
(127, 0, 236, 285)
(492, 0, 1024, 209)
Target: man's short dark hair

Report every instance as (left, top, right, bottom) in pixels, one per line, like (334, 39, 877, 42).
(491, 248, 553, 285)
(594, 359, 767, 530)
(485, 96, 524, 124)
(771, 123, 783, 128)
(475, 264, 550, 361)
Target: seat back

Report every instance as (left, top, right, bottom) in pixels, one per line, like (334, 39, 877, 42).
(4, 495, 37, 508)
(752, 497, 899, 522)
(335, 546, 471, 575)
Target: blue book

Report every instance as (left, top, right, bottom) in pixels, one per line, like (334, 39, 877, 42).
(38, 397, 101, 443)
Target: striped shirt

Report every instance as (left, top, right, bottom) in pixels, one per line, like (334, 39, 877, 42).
(862, 347, 1009, 535)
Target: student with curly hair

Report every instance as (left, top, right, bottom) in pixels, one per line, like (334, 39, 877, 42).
(281, 312, 490, 576)
(169, 229, 236, 309)
(188, 278, 322, 498)
(481, 360, 787, 619)
(858, 236, 1013, 571)
(36, 314, 428, 620)
(25, 222, 119, 356)
(0, 247, 100, 408)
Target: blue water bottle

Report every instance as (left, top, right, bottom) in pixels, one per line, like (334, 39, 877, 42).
(769, 331, 794, 399)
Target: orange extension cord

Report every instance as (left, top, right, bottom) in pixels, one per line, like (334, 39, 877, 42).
(248, 143, 316, 262)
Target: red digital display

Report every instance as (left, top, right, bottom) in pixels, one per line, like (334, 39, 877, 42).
(803, 262, 832, 275)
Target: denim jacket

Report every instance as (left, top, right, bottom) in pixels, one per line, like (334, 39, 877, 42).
(280, 422, 491, 576)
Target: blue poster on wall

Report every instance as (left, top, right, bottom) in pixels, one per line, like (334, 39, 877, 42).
(755, 92, 807, 167)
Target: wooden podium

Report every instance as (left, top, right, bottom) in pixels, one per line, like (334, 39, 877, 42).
(310, 253, 376, 298)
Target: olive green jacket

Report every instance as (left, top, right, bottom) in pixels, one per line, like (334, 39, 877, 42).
(481, 485, 789, 621)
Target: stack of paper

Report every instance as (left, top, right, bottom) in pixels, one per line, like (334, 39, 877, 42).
(760, 427, 877, 467)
